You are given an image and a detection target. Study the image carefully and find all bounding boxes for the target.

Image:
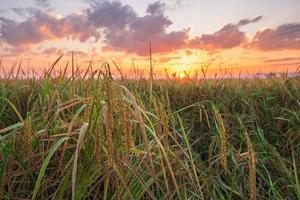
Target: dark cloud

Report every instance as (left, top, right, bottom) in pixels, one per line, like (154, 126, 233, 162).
(249, 23, 300, 51)
(0, 10, 99, 47)
(237, 16, 263, 26)
(0, 16, 46, 46)
(103, 13, 188, 55)
(62, 13, 100, 42)
(0, 0, 188, 56)
(163, 0, 191, 10)
(88, 0, 188, 56)
(11, 8, 26, 16)
(34, 0, 50, 9)
(146, 1, 166, 15)
(87, 0, 136, 30)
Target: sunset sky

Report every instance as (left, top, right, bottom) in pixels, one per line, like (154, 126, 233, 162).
(0, 0, 300, 76)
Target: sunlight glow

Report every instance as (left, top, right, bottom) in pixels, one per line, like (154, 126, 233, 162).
(175, 65, 188, 78)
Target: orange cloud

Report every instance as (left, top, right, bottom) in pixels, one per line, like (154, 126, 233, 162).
(189, 24, 247, 50)
(248, 23, 300, 51)
(188, 16, 264, 51)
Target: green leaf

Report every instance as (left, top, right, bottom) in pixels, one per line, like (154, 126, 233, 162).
(32, 137, 69, 200)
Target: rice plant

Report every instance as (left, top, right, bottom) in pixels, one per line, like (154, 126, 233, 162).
(0, 61, 299, 199)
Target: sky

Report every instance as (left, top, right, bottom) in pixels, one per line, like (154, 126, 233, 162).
(0, 0, 300, 77)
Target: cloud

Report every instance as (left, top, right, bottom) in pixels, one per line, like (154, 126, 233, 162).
(189, 24, 247, 50)
(11, 8, 27, 16)
(188, 16, 263, 51)
(66, 50, 87, 57)
(267, 62, 300, 67)
(0, 10, 99, 47)
(88, 0, 188, 56)
(146, 1, 166, 15)
(264, 57, 300, 63)
(34, 0, 50, 9)
(237, 16, 263, 26)
(189, 16, 263, 52)
(11, 7, 39, 16)
(42, 47, 87, 57)
(1, 0, 298, 57)
(42, 47, 63, 55)
(163, 0, 192, 10)
(158, 56, 181, 62)
(249, 23, 300, 51)
(2, 45, 35, 56)
(103, 14, 188, 56)
(87, 0, 136, 30)
(0, 0, 188, 56)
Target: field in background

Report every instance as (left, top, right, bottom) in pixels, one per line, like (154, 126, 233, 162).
(0, 63, 299, 199)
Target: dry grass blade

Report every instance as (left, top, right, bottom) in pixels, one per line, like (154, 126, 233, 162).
(102, 104, 113, 164)
(72, 123, 88, 200)
(246, 135, 256, 200)
(120, 86, 157, 182)
(0, 97, 24, 123)
(291, 143, 300, 199)
(239, 117, 256, 200)
(121, 85, 181, 198)
(0, 122, 24, 134)
(248, 147, 256, 200)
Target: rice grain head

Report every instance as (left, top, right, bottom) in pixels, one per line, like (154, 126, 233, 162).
(213, 106, 227, 172)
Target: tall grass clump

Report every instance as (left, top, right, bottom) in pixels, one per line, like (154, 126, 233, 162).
(0, 60, 299, 199)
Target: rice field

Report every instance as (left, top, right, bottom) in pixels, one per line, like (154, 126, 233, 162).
(0, 62, 299, 199)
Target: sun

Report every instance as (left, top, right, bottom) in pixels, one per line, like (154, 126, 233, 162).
(169, 53, 198, 78)
(175, 65, 189, 78)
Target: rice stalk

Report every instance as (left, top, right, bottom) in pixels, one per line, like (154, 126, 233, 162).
(213, 106, 227, 172)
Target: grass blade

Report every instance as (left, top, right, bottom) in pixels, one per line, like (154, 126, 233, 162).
(32, 137, 69, 200)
